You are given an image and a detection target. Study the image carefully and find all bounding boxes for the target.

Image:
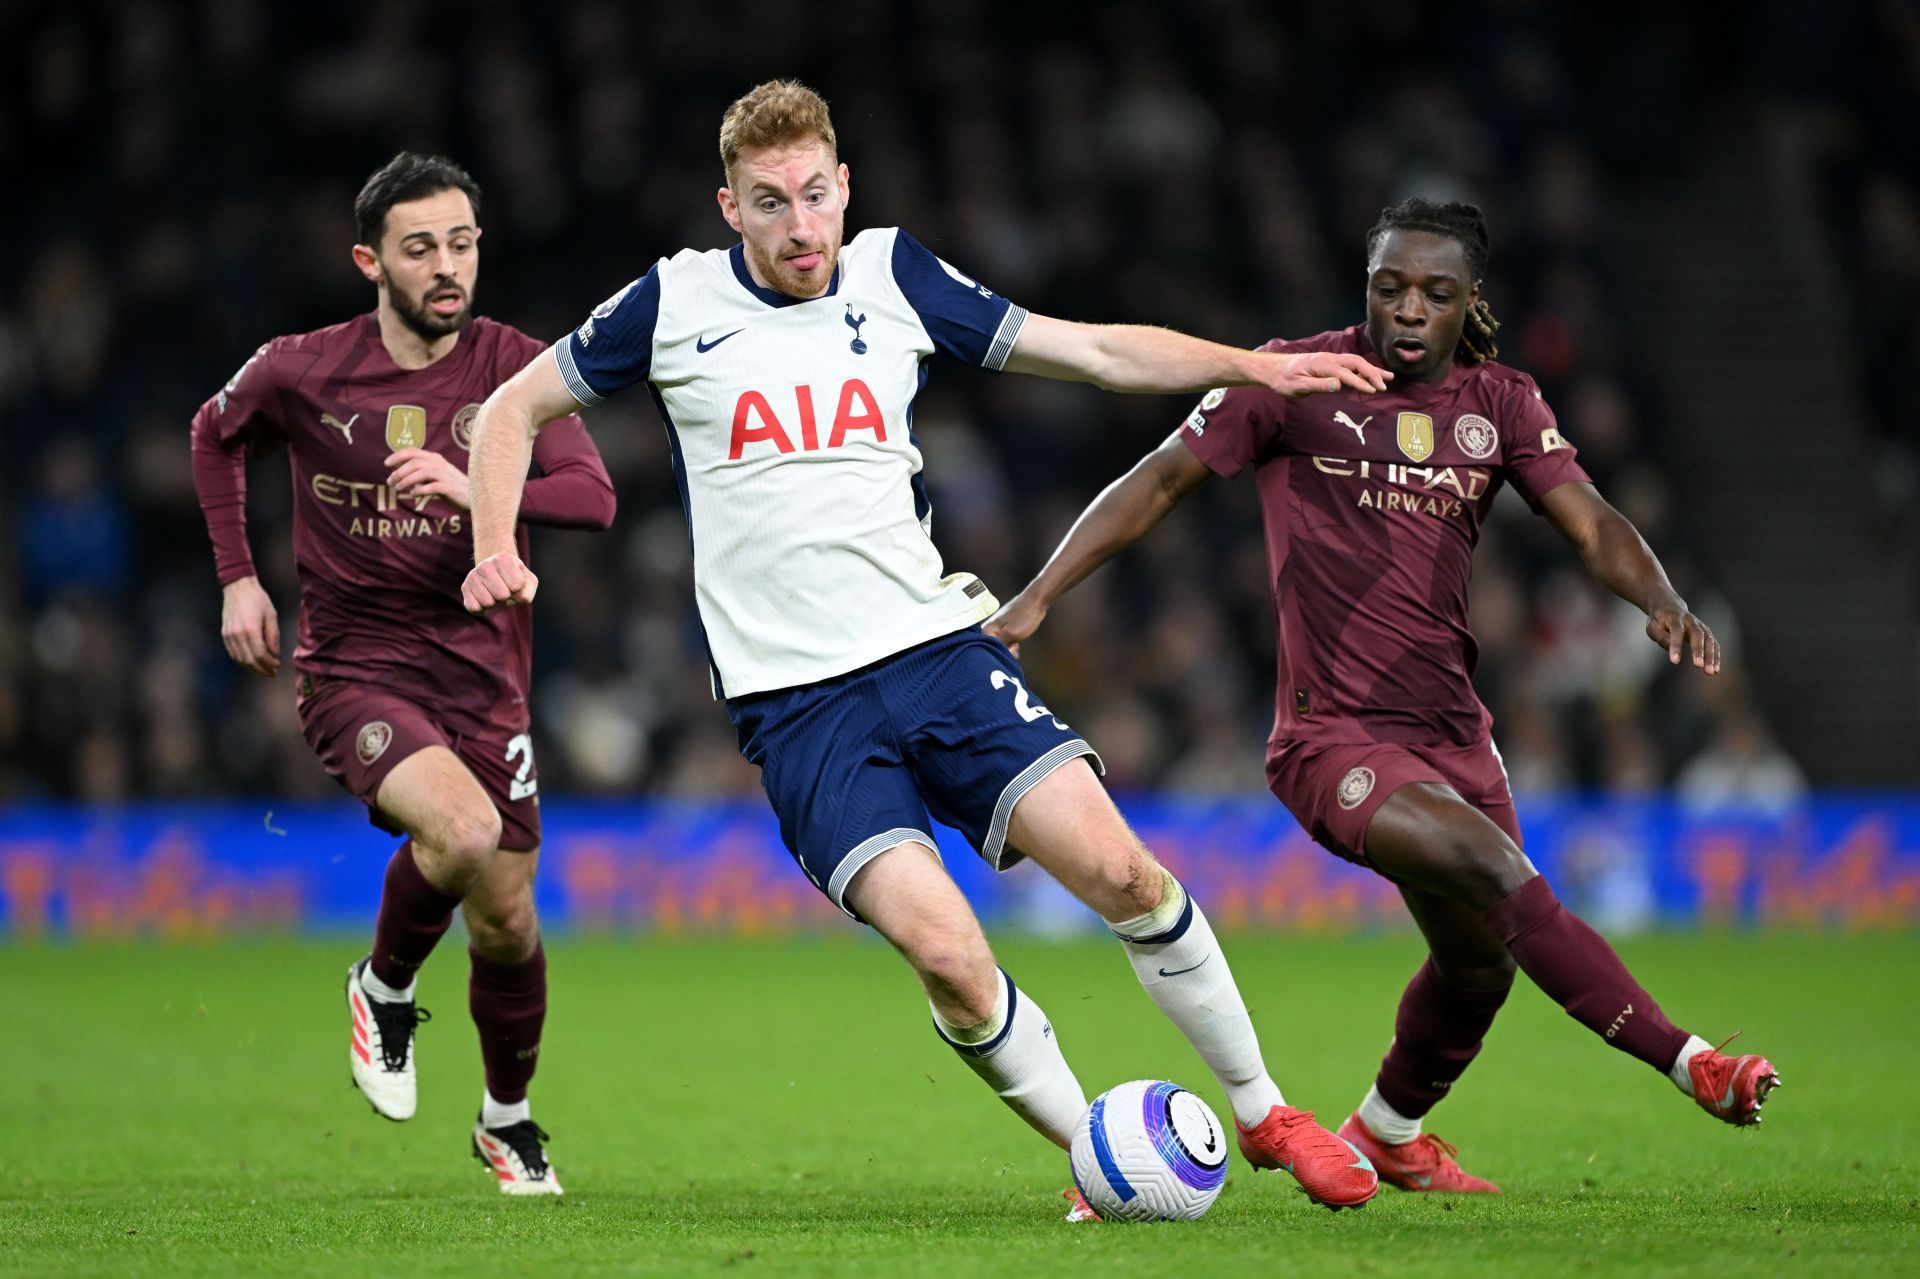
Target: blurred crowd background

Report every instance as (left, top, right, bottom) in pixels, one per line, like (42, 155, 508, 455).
(1, 0, 1913, 808)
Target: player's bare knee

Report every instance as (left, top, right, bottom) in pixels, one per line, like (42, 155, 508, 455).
(441, 806, 504, 872)
(909, 935, 998, 1022)
(1443, 838, 1533, 912)
(1084, 840, 1163, 921)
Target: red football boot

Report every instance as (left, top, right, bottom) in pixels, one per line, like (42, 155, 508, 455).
(1062, 1186, 1102, 1223)
(1235, 1105, 1379, 1210)
(1688, 1035, 1781, 1127)
(1337, 1114, 1500, 1193)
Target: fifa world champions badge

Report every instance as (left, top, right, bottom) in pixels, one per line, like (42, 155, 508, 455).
(386, 404, 427, 451)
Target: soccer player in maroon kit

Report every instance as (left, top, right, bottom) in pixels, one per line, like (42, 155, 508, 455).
(987, 197, 1779, 1194)
(190, 153, 615, 1195)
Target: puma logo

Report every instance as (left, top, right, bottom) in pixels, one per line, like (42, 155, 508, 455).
(321, 412, 359, 444)
(1334, 410, 1372, 444)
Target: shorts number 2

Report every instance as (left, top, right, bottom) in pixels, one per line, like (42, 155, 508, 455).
(505, 733, 538, 801)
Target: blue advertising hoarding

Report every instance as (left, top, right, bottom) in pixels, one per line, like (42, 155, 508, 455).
(2, 793, 1917, 937)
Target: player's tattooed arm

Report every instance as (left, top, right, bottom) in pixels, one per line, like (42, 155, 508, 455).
(986, 432, 1211, 654)
(463, 345, 585, 614)
(1003, 314, 1389, 398)
(1539, 480, 1721, 674)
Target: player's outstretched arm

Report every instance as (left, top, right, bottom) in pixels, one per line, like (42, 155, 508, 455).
(1003, 314, 1390, 399)
(1539, 480, 1721, 674)
(462, 346, 584, 614)
(986, 432, 1212, 654)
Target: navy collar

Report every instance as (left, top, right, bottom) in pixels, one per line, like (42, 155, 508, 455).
(729, 243, 840, 307)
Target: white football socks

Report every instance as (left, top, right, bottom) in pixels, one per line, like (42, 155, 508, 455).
(933, 969, 1087, 1149)
(360, 964, 415, 1003)
(1356, 1083, 1422, 1144)
(482, 1090, 531, 1130)
(1111, 871, 1285, 1127)
(1669, 1033, 1714, 1094)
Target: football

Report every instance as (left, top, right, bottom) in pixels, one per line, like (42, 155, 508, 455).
(1069, 1080, 1228, 1221)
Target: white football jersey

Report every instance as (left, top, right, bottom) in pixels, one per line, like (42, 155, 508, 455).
(554, 228, 1028, 698)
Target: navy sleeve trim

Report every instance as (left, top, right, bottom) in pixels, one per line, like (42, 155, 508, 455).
(561, 267, 662, 404)
(890, 228, 1016, 366)
(985, 305, 1027, 371)
(553, 341, 603, 406)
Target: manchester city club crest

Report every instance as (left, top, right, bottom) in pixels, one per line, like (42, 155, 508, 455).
(452, 403, 482, 451)
(1336, 766, 1376, 810)
(385, 404, 426, 451)
(1201, 388, 1226, 410)
(1453, 413, 1498, 460)
(1396, 412, 1435, 462)
(356, 720, 393, 766)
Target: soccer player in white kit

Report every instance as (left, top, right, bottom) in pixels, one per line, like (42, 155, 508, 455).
(461, 80, 1391, 1217)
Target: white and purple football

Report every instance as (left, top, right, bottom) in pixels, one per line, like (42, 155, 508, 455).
(1069, 1080, 1228, 1221)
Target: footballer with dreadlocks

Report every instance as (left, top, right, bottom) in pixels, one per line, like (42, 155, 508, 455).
(986, 197, 1780, 1194)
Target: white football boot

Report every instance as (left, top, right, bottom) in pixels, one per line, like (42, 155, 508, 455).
(473, 1117, 564, 1196)
(346, 957, 431, 1121)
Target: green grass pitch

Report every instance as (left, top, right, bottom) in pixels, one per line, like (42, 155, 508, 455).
(3, 932, 1915, 1276)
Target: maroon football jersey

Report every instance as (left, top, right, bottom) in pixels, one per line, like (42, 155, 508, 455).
(190, 313, 614, 737)
(1180, 325, 1587, 751)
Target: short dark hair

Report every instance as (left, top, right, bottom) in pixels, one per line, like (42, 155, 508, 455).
(353, 152, 482, 248)
(1366, 196, 1491, 280)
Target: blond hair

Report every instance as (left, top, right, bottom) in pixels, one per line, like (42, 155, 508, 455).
(719, 80, 837, 179)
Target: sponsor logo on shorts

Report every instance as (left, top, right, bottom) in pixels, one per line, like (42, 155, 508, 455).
(451, 402, 482, 450)
(1336, 766, 1376, 810)
(356, 721, 394, 766)
(1453, 413, 1497, 460)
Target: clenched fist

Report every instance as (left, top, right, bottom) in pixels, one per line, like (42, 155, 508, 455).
(462, 551, 538, 614)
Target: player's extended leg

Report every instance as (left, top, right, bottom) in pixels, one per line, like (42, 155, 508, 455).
(461, 846, 560, 1196)
(347, 746, 502, 1121)
(1365, 783, 1778, 1125)
(1007, 760, 1378, 1209)
(845, 841, 1088, 1149)
(1339, 886, 1509, 1193)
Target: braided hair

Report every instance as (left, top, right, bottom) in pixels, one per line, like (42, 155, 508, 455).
(1365, 197, 1502, 364)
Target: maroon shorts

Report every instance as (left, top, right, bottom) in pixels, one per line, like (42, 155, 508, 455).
(1266, 735, 1521, 869)
(296, 675, 542, 852)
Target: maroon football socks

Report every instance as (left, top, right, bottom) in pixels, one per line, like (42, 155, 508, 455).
(369, 841, 461, 990)
(1485, 875, 1690, 1072)
(1374, 957, 1512, 1119)
(469, 943, 547, 1105)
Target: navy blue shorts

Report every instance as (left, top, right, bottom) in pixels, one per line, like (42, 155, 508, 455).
(727, 627, 1103, 919)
